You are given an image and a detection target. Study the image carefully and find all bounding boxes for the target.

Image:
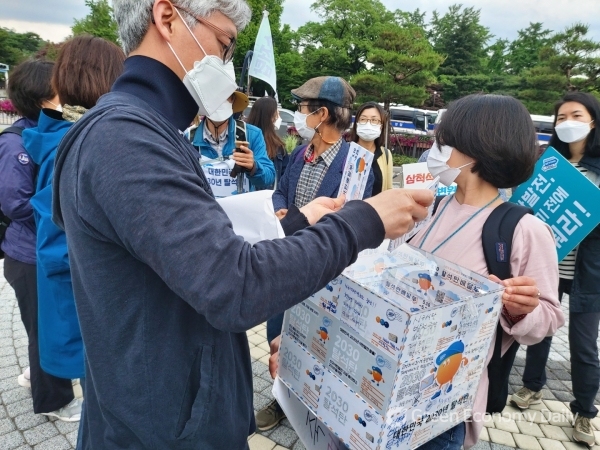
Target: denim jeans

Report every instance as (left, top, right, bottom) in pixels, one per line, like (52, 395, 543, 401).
(416, 422, 465, 450)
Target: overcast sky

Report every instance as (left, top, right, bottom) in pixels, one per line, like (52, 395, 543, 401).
(1, 0, 598, 44)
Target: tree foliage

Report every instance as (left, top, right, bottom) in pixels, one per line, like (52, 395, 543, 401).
(297, 0, 396, 79)
(352, 26, 443, 109)
(72, 0, 119, 45)
(0, 28, 44, 67)
(506, 22, 552, 75)
(429, 4, 491, 76)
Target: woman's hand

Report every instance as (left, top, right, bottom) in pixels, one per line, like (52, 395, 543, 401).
(268, 335, 281, 379)
(489, 275, 540, 316)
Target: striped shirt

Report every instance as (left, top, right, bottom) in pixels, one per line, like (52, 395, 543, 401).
(294, 138, 343, 208)
(558, 163, 588, 280)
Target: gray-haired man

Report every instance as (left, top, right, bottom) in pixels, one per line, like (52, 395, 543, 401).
(52, 1, 433, 448)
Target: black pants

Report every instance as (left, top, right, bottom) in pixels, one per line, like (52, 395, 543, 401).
(523, 278, 600, 418)
(3, 255, 74, 413)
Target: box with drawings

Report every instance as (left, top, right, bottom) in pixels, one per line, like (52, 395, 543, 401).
(278, 243, 504, 449)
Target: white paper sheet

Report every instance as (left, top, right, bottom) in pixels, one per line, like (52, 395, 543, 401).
(273, 377, 344, 450)
(337, 142, 375, 203)
(216, 190, 285, 244)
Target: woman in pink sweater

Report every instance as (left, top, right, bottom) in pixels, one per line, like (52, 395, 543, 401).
(412, 94, 565, 449)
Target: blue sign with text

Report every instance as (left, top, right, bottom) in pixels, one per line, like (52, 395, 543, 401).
(511, 147, 600, 261)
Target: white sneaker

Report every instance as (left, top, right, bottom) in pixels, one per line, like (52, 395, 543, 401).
(41, 398, 82, 422)
(17, 367, 31, 388)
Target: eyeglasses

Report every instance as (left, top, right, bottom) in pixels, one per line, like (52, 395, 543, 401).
(173, 5, 237, 64)
(357, 118, 382, 125)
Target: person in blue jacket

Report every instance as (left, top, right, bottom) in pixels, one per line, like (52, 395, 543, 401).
(0, 59, 79, 420)
(192, 88, 275, 195)
(23, 36, 124, 390)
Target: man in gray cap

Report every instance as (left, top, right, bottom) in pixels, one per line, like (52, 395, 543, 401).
(272, 76, 373, 217)
(258, 77, 375, 430)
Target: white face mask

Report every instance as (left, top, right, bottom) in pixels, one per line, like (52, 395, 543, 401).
(48, 101, 63, 112)
(168, 9, 238, 117)
(356, 123, 381, 142)
(274, 117, 283, 130)
(294, 109, 321, 141)
(207, 100, 233, 123)
(427, 142, 473, 187)
(555, 120, 594, 144)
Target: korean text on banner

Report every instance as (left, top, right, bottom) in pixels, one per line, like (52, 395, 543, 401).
(337, 142, 374, 203)
(402, 162, 456, 197)
(249, 11, 277, 94)
(200, 157, 249, 198)
(510, 147, 600, 261)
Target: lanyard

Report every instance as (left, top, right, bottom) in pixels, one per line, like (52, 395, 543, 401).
(418, 194, 501, 255)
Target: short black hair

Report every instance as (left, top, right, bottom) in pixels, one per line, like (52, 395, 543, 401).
(303, 99, 352, 132)
(549, 92, 600, 159)
(7, 60, 54, 121)
(435, 94, 538, 189)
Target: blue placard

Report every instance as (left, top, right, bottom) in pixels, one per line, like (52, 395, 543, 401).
(510, 147, 600, 261)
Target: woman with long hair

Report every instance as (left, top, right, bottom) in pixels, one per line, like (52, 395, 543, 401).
(22, 34, 125, 420)
(247, 96, 289, 189)
(512, 92, 600, 446)
(350, 101, 393, 195)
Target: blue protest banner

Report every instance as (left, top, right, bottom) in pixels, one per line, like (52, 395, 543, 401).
(510, 147, 600, 261)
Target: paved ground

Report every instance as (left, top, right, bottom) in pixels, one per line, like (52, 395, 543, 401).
(0, 258, 598, 450)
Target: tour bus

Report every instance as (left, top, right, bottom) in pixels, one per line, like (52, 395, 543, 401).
(531, 114, 554, 147)
(388, 105, 437, 135)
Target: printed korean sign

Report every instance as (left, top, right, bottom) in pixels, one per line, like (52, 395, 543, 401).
(338, 142, 375, 203)
(402, 163, 456, 197)
(510, 147, 600, 261)
(200, 157, 249, 198)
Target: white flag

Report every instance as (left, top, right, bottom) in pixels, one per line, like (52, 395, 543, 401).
(249, 11, 277, 94)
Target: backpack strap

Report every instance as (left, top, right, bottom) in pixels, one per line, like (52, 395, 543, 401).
(481, 202, 533, 280)
(0, 126, 24, 137)
(482, 201, 532, 414)
(431, 195, 445, 215)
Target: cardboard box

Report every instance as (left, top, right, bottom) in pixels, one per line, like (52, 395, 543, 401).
(278, 244, 504, 449)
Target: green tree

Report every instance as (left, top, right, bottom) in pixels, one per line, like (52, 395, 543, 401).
(296, 0, 397, 79)
(72, 0, 119, 44)
(352, 25, 444, 109)
(517, 66, 565, 114)
(486, 39, 509, 75)
(546, 23, 600, 91)
(0, 28, 44, 67)
(395, 8, 426, 29)
(506, 22, 552, 75)
(429, 4, 491, 76)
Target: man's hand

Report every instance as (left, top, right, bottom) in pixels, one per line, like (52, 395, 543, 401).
(300, 195, 345, 225)
(489, 275, 540, 316)
(232, 145, 255, 170)
(275, 209, 288, 220)
(364, 189, 434, 239)
(268, 335, 281, 379)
